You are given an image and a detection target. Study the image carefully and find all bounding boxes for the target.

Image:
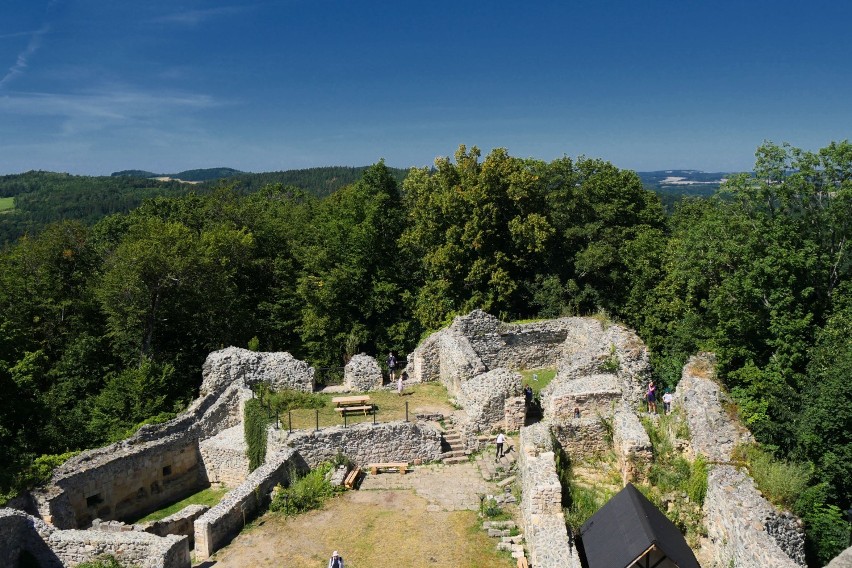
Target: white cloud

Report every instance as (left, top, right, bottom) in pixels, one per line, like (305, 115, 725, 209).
(0, 24, 50, 88)
(150, 5, 250, 26)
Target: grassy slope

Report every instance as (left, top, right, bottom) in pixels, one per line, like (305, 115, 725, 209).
(0, 196, 14, 213)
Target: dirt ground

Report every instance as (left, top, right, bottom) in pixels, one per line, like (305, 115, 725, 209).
(198, 488, 515, 568)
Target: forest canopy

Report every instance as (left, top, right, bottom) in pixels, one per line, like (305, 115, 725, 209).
(0, 142, 849, 564)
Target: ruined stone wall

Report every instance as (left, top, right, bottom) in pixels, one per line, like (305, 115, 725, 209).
(0, 508, 61, 567)
(612, 404, 652, 484)
(503, 396, 526, 432)
(344, 353, 383, 391)
(142, 504, 208, 549)
(677, 353, 805, 567)
(200, 347, 315, 394)
(0, 508, 190, 568)
(194, 449, 302, 559)
(48, 529, 189, 568)
(457, 368, 522, 433)
(271, 421, 442, 468)
(199, 425, 249, 487)
(675, 353, 749, 462)
(826, 546, 852, 568)
(704, 466, 805, 568)
(550, 418, 611, 457)
(546, 374, 621, 422)
(37, 436, 205, 529)
(517, 423, 580, 568)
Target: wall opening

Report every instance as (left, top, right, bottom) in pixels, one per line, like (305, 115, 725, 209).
(86, 493, 103, 508)
(163, 465, 172, 476)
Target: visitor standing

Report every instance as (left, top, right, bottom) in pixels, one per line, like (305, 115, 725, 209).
(328, 551, 344, 568)
(495, 431, 505, 460)
(662, 389, 673, 415)
(387, 351, 397, 382)
(397, 372, 404, 396)
(646, 381, 657, 414)
(523, 385, 533, 406)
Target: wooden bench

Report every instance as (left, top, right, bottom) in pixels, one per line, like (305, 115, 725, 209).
(368, 462, 408, 475)
(334, 405, 373, 416)
(344, 467, 361, 489)
(332, 396, 373, 415)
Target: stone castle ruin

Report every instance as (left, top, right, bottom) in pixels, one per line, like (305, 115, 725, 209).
(0, 311, 822, 568)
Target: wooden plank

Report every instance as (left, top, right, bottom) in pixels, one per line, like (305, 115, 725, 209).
(334, 405, 372, 415)
(332, 395, 371, 406)
(368, 462, 408, 475)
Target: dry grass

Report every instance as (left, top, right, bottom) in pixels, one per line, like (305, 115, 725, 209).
(280, 382, 455, 430)
(204, 489, 514, 568)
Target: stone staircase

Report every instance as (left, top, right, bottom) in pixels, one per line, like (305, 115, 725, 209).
(441, 429, 470, 465)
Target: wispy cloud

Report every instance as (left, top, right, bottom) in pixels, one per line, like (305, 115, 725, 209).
(0, 24, 50, 88)
(150, 5, 250, 26)
(0, 88, 222, 135)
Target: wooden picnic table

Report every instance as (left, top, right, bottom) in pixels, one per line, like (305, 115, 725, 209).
(332, 395, 373, 415)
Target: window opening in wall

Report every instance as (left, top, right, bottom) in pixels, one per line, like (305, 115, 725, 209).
(162, 465, 172, 476)
(86, 494, 103, 508)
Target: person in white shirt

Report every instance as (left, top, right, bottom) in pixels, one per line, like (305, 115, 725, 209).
(328, 550, 344, 568)
(495, 432, 505, 460)
(662, 390, 673, 415)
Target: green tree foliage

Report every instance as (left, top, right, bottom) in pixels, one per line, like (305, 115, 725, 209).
(244, 398, 269, 472)
(400, 145, 665, 328)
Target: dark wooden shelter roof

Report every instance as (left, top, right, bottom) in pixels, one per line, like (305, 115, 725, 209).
(579, 483, 700, 568)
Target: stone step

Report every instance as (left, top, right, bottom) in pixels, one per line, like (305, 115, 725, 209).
(442, 456, 469, 465)
(441, 450, 466, 458)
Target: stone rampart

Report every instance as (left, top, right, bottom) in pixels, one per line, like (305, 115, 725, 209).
(199, 425, 249, 486)
(457, 368, 522, 432)
(517, 423, 580, 568)
(675, 353, 747, 463)
(200, 347, 314, 395)
(142, 504, 208, 548)
(33, 383, 250, 529)
(551, 418, 611, 457)
(0, 508, 190, 568)
(546, 374, 621, 422)
(612, 404, 652, 483)
(677, 354, 804, 566)
(344, 353, 383, 391)
(826, 546, 852, 568)
(47, 529, 189, 568)
(0, 508, 60, 567)
(270, 421, 442, 468)
(704, 466, 805, 567)
(503, 396, 526, 432)
(194, 449, 302, 559)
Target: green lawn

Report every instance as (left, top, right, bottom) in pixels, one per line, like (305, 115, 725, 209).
(519, 368, 557, 395)
(275, 382, 455, 430)
(0, 196, 14, 213)
(134, 486, 228, 523)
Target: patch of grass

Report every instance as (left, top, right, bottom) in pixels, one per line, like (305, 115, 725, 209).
(76, 556, 133, 568)
(0, 196, 14, 213)
(732, 443, 811, 511)
(638, 414, 707, 546)
(519, 368, 556, 395)
(209, 488, 515, 568)
(282, 382, 454, 430)
(134, 486, 228, 523)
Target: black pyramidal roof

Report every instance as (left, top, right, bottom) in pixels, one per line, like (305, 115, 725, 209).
(579, 483, 700, 568)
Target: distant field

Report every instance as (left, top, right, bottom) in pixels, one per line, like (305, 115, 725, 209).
(0, 196, 14, 213)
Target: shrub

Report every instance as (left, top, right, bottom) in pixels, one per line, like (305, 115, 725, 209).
(735, 443, 811, 510)
(244, 398, 270, 472)
(270, 463, 337, 515)
(267, 389, 326, 412)
(76, 556, 131, 568)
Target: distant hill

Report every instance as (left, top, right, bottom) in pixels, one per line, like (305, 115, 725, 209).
(1, 165, 735, 245)
(111, 167, 244, 182)
(637, 170, 733, 211)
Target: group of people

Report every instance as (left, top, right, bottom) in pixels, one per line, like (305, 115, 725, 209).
(646, 380, 673, 415)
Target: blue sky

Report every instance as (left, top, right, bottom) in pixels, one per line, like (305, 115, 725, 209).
(1, 0, 850, 175)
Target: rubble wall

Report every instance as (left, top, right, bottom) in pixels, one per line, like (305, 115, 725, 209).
(194, 449, 301, 559)
(271, 421, 442, 468)
(517, 423, 580, 568)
